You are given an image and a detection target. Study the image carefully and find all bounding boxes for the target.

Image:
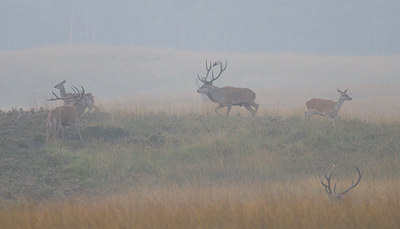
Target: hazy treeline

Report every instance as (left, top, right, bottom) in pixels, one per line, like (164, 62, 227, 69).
(1, 0, 399, 55)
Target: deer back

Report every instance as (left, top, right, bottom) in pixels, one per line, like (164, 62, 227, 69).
(306, 98, 336, 113)
(211, 86, 256, 106)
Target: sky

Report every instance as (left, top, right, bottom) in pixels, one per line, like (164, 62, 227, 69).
(1, 0, 399, 55)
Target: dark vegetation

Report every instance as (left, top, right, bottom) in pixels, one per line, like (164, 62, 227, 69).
(0, 108, 399, 201)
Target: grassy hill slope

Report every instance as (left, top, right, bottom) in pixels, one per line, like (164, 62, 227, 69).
(0, 109, 399, 201)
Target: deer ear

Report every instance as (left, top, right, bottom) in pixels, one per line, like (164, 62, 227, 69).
(337, 88, 342, 93)
(344, 89, 348, 93)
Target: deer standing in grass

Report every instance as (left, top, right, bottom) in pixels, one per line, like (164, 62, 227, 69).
(196, 60, 259, 116)
(46, 86, 88, 145)
(54, 80, 99, 112)
(305, 88, 352, 125)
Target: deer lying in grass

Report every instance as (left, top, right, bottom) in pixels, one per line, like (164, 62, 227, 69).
(46, 86, 88, 145)
(54, 80, 99, 112)
(305, 88, 352, 125)
(196, 60, 259, 116)
(321, 165, 363, 200)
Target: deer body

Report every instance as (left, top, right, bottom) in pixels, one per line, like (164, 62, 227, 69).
(198, 85, 258, 115)
(196, 60, 259, 116)
(46, 86, 88, 145)
(305, 89, 352, 125)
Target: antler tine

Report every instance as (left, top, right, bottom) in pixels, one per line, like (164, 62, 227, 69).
(80, 86, 85, 95)
(196, 77, 202, 88)
(213, 60, 221, 67)
(197, 74, 206, 83)
(199, 59, 228, 84)
(321, 164, 335, 196)
(210, 59, 227, 82)
(335, 167, 363, 196)
(69, 85, 85, 101)
(48, 91, 63, 101)
(203, 60, 214, 82)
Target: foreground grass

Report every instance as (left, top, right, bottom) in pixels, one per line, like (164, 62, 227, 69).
(1, 180, 400, 229)
(1, 106, 400, 228)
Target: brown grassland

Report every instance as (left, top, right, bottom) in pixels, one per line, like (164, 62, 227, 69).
(2, 181, 400, 229)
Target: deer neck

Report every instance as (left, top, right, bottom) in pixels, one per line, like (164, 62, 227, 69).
(74, 101, 88, 117)
(58, 86, 67, 98)
(332, 95, 346, 116)
(206, 85, 222, 103)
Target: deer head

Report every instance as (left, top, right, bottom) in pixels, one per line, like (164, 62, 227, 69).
(321, 165, 363, 200)
(54, 80, 66, 90)
(337, 88, 352, 101)
(197, 60, 227, 94)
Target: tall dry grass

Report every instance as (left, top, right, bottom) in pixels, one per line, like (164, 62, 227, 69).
(1, 180, 400, 229)
(99, 90, 400, 122)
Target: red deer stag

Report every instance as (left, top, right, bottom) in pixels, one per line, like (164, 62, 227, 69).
(321, 164, 363, 200)
(46, 86, 88, 145)
(196, 60, 259, 116)
(54, 80, 99, 112)
(305, 88, 352, 125)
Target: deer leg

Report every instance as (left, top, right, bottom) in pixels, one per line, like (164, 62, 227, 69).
(71, 124, 85, 145)
(308, 110, 325, 117)
(92, 105, 100, 112)
(215, 104, 224, 114)
(253, 103, 259, 113)
(329, 117, 336, 126)
(304, 111, 309, 120)
(46, 121, 51, 145)
(61, 126, 65, 146)
(226, 106, 232, 116)
(77, 128, 85, 145)
(245, 105, 256, 116)
(54, 123, 61, 142)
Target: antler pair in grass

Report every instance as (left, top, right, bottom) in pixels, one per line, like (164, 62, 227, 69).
(321, 164, 363, 200)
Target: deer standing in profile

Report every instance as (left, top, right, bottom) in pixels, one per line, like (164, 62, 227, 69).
(46, 86, 88, 145)
(305, 88, 352, 125)
(54, 80, 99, 112)
(196, 60, 259, 116)
(321, 165, 363, 200)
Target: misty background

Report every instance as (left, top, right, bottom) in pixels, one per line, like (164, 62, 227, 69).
(1, 0, 399, 55)
(0, 0, 399, 111)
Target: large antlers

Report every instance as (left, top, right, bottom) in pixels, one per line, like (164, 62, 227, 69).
(197, 60, 227, 84)
(48, 86, 85, 102)
(321, 165, 363, 199)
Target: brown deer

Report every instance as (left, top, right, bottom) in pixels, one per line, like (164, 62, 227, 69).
(305, 88, 352, 125)
(54, 80, 99, 112)
(321, 165, 363, 200)
(46, 86, 89, 145)
(196, 60, 259, 116)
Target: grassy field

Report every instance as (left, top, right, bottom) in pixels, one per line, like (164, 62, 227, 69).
(2, 182, 400, 229)
(0, 103, 400, 228)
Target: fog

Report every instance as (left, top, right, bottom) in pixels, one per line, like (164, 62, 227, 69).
(1, 0, 399, 55)
(1, 0, 400, 109)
